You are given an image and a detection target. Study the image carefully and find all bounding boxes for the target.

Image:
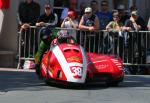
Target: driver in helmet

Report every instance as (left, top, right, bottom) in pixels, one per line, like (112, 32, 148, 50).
(35, 27, 57, 76)
(35, 28, 72, 77)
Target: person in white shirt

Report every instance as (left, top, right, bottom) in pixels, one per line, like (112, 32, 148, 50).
(61, 10, 78, 39)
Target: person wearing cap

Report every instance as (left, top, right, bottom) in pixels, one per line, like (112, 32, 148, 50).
(124, 10, 147, 65)
(128, 5, 146, 30)
(79, 7, 99, 31)
(79, 7, 99, 52)
(117, 4, 130, 25)
(61, 10, 78, 29)
(61, 10, 78, 39)
(36, 4, 58, 27)
(96, 0, 112, 30)
(124, 10, 146, 31)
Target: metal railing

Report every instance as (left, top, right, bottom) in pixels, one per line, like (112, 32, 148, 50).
(17, 26, 150, 69)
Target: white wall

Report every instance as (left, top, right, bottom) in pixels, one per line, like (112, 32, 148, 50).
(0, 0, 48, 52)
(0, 10, 4, 37)
(0, 1, 19, 52)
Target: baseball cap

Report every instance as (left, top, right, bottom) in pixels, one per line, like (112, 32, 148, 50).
(131, 10, 138, 16)
(68, 11, 76, 17)
(117, 4, 125, 10)
(85, 7, 92, 13)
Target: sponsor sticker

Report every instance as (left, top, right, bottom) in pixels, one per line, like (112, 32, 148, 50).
(67, 56, 81, 62)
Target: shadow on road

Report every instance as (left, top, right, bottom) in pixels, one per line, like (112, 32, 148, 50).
(0, 70, 50, 92)
(120, 75, 150, 87)
(0, 70, 150, 92)
(0, 70, 107, 91)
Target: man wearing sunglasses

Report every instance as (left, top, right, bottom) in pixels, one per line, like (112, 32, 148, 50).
(96, 0, 112, 30)
(79, 7, 99, 31)
(36, 4, 58, 27)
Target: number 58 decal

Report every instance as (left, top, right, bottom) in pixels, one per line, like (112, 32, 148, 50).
(70, 66, 83, 78)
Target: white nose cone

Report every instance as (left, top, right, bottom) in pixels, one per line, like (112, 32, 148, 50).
(53, 46, 87, 83)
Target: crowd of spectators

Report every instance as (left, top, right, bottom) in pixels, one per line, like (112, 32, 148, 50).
(18, 0, 150, 56)
(18, 0, 150, 32)
(18, 0, 150, 74)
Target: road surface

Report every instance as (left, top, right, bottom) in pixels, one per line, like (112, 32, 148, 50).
(0, 68, 150, 103)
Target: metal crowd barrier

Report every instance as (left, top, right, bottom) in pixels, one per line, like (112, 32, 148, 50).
(17, 26, 150, 69)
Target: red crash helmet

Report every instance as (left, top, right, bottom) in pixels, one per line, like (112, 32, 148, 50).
(68, 11, 76, 17)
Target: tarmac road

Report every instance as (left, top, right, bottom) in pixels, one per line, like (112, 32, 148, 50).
(0, 68, 150, 103)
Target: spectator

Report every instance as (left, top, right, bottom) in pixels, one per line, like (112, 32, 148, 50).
(60, 0, 77, 23)
(106, 12, 124, 56)
(78, 1, 86, 21)
(97, 0, 112, 30)
(61, 11, 78, 28)
(79, 7, 99, 52)
(18, 0, 40, 30)
(147, 17, 150, 30)
(106, 12, 123, 31)
(79, 7, 99, 31)
(124, 10, 146, 64)
(18, 0, 40, 68)
(61, 10, 78, 39)
(36, 4, 58, 27)
(124, 10, 146, 31)
(129, 5, 146, 30)
(117, 4, 130, 25)
(90, 0, 99, 15)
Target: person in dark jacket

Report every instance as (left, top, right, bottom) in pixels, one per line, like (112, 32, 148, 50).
(124, 10, 146, 31)
(18, 0, 40, 67)
(18, 0, 40, 30)
(36, 4, 58, 27)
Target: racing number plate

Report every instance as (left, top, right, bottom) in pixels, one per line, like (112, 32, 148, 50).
(70, 66, 83, 79)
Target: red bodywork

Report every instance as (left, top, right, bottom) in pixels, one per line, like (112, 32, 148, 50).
(40, 43, 124, 85)
(86, 53, 124, 82)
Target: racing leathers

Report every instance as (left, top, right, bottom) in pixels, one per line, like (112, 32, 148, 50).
(35, 12, 58, 75)
(35, 27, 58, 75)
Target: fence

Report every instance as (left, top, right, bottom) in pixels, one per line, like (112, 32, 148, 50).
(17, 26, 150, 70)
